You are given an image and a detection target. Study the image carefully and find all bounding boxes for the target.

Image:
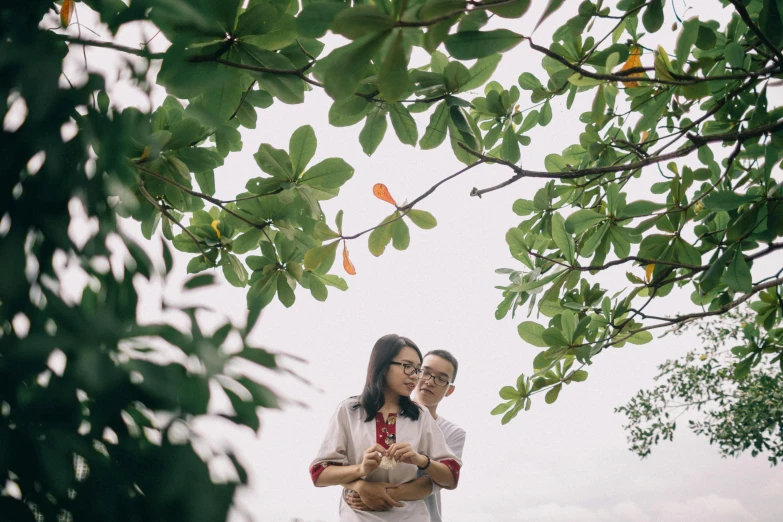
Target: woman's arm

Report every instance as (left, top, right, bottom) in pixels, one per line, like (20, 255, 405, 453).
(387, 443, 457, 489)
(315, 444, 386, 487)
(315, 464, 366, 487)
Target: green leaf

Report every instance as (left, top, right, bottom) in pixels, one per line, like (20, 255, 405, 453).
(184, 273, 215, 289)
(406, 209, 437, 229)
(490, 400, 516, 415)
(318, 33, 388, 100)
(675, 18, 700, 70)
(501, 126, 520, 164)
(702, 191, 758, 211)
(642, 0, 664, 33)
(443, 61, 471, 93)
(332, 5, 394, 39)
(391, 218, 410, 250)
(379, 30, 409, 101)
(277, 275, 295, 307)
(368, 214, 397, 256)
(222, 253, 249, 287)
(565, 209, 606, 234)
(570, 369, 588, 382)
(489, 0, 531, 19)
(724, 42, 746, 69)
(535, 0, 566, 31)
(419, 102, 449, 150)
(254, 144, 293, 180)
(551, 213, 575, 264)
(300, 158, 354, 190)
(388, 103, 418, 146)
(725, 248, 752, 293)
(542, 327, 568, 347)
(626, 330, 653, 345)
(359, 107, 388, 156)
(444, 30, 524, 60)
(538, 101, 552, 126)
(232, 228, 263, 255)
(173, 233, 202, 253)
(460, 54, 502, 92)
(248, 272, 278, 311)
(499, 386, 521, 400)
(194, 170, 216, 196)
(236, 45, 304, 104)
(304, 241, 339, 271)
(296, 2, 348, 38)
(289, 125, 317, 176)
(545, 383, 562, 404)
(518, 321, 548, 347)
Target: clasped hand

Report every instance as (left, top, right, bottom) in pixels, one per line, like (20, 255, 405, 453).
(359, 443, 425, 475)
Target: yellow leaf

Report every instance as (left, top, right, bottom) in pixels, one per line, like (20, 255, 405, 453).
(211, 220, 221, 238)
(140, 146, 151, 161)
(617, 46, 643, 88)
(342, 242, 356, 275)
(645, 263, 655, 282)
(61, 0, 74, 26)
(373, 183, 397, 206)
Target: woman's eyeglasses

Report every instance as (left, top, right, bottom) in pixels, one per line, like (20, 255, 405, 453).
(389, 362, 424, 378)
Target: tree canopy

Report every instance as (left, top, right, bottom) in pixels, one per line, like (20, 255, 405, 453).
(3, 0, 783, 519)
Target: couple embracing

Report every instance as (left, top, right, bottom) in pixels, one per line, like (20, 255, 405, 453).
(309, 334, 466, 521)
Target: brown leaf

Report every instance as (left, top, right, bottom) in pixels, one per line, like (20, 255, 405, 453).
(373, 183, 397, 206)
(61, 0, 74, 26)
(617, 47, 643, 88)
(342, 242, 356, 275)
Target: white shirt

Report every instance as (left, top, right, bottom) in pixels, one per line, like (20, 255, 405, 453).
(421, 415, 466, 522)
(310, 398, 461, 522)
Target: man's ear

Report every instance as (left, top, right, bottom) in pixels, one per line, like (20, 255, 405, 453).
(445, 384, 455, 398)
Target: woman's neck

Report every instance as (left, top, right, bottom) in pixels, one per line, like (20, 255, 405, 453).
(379, 389, 401, 416)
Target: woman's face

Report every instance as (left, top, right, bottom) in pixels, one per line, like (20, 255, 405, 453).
(385, 346, 422, 398)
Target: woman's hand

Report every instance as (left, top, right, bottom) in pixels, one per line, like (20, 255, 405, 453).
(358, 444, 386, 476)
(387, 442, 427, 468)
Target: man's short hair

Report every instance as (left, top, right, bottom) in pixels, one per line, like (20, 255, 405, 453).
(424, 349, 459, 382)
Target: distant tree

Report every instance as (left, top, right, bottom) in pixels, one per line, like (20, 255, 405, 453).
(617, 309, 783, 465)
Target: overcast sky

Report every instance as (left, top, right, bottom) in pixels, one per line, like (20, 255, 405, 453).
(50, 1, 783, 521)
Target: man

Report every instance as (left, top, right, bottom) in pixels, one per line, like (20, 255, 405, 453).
(344, 350, 465, 522)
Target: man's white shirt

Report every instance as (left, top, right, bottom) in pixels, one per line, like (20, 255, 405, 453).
(421, 415, 466, 522)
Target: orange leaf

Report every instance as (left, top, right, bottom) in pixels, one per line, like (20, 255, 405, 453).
(373, 183, 397, 206)
(641, 131, 650, 143)
(61, 0, 74, 26)
(140, 146, 151, 161)
(342, 242, 356, 275)
(645, 263, 655, 282)
(617, 47, 643, 88)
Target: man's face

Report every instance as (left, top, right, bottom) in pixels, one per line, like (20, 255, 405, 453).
(413, 355, 455, 407)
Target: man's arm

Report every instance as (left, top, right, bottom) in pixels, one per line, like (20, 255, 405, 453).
(388, 476, 433, 501)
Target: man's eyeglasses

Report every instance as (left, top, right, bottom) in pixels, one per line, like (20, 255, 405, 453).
(421, 371, 451, 388)
(389, 362, 424, 378)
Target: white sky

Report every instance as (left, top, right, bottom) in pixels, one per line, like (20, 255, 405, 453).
(47, 1, 783, 521)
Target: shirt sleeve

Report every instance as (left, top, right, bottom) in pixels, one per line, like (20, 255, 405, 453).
(418, 410, 462, 489)
(308, 401, 351, 486)
(429, 427, 466, 495)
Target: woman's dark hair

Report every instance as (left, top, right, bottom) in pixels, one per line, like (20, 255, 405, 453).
(353, 334, 423, 422)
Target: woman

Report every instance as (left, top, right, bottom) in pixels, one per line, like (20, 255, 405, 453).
(309, 334, 461, 521)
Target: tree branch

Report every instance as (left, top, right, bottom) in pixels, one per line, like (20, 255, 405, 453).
(134, 164, 270, 230)
(728, 0, 783, 66)
(138, 181, 206, 256)
(468, 118, 783, 196)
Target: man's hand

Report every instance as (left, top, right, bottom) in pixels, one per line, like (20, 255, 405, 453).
(345, 482, 403, 511)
